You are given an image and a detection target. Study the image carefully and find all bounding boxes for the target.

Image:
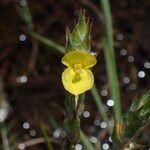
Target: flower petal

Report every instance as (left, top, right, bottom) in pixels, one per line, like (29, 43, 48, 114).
(62, 50, 97, 68)
(62, 67, 94, 95)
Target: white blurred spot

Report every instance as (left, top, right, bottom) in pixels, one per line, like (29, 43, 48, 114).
(138, 71, 145, 78)
(127, 56, 134, 62)
(19, 34, 26, 41)
(129, 143, 134, 148)
(101, 89, 108, 96)
(16, 76, 28, 83)
(123, 77, 130, 84)
(100, 121, 107, 128)
(107, 99, 114, 107)
(83, 111, 90, 118)
(102, 143, 109, 150)
(116, 33, 123, 41)
(23, 122, 30, 129)
(108, 136, 112, 142)
(144, 61, 150, 69)
(90, 136, 97, 143)
(18, 143, 25, 150)
(30, 130, 36, 137)
(20, 0, 27, 6)
(53, 128, 61, 138)
(94, 120, 100, 126)
(75, 144, 82, 150)
(120, 49, 127, 56)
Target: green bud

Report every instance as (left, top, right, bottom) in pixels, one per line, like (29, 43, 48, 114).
(66, 10, 91, 51)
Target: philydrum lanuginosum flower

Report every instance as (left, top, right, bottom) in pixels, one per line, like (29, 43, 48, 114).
(62, 50, 97, 95)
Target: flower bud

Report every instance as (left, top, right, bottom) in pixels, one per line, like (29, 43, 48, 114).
(66, 10, 91, 51)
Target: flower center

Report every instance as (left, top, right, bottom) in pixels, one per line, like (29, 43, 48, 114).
(74, 63, 83, 71)
(71, 63, 83, 83)
(72, 73, 81, 83)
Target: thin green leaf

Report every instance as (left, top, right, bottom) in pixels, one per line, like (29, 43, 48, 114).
(80, 130, 95, 150)
(15, 4, 34, 31)
(30, 32, 65, 54)
(0, 123, 10, 150)
(100, 0, 122, 123)
(91, 84, 111, 134)
(40, 125, 53, 150)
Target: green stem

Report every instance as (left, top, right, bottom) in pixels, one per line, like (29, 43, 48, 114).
(0, 123, 10, 150)
(80, 130, 95, 150)
(91, 84, 111, 134)
(100, 0, 114, 54)
(30, 32, 65, 54)
(15, 3, 34, 31)
(100, 0, 122, 123)
(40, 124, 53, 150)
(63, 94, 85, 150)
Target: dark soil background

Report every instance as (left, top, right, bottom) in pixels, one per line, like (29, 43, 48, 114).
(0, 0, 150, 149)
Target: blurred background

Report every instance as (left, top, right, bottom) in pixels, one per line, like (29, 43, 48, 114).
(0, 0, 150, 149)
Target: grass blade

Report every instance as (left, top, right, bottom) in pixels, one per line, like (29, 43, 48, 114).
(40, 125, 53, 150)
(100, 0, 122, 123)
(91, 84, 111, 134)
(0, 123, 10, 150)
(30, 32, 65, 54)
(80, 130, 95, 150)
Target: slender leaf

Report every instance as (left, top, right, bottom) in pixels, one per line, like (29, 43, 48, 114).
(100, 0, 122, 123)
(80, 130, 95, 150)
(30, 32, 65, 54)
(91, 84, 111, 134)
(40, 125, 53, 150)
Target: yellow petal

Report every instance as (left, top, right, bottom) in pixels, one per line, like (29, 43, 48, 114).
(62, 50, 97, 69)
(62, 67, 94, 95)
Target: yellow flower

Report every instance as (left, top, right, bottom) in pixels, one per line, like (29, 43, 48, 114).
(62, 50, 97, 95)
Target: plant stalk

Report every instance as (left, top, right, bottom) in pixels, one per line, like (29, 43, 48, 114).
(100, 0, 122, 123)
(0, 123, 10, 150)
(63, 94, 85, 150)
(91, 84, 111, 134)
